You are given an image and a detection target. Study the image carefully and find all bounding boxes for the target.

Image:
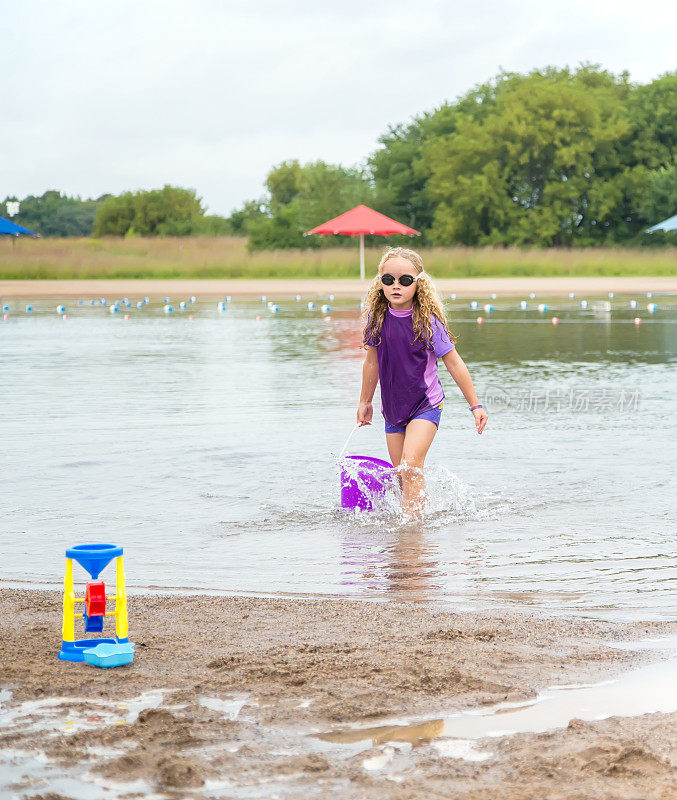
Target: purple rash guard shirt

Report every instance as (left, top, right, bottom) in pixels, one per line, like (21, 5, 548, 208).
(366, 306, 455, 429)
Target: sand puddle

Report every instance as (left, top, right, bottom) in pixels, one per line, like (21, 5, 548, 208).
(313, 637, 677, 764)
(0, 690, 168, 799)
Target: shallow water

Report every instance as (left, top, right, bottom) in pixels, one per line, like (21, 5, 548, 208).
(1, 292, 675, 620)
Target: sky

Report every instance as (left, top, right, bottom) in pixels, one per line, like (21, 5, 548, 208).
(2, 0, 675, 216)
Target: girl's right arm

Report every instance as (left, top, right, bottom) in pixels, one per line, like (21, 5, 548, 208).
(357, 345, 378, 426)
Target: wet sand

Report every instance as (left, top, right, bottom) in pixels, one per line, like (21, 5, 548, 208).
(1, 590, 675, 798)
(1, 276, 676, 298)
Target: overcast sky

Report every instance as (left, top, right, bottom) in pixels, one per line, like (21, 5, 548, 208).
(2, 1, 675, 215)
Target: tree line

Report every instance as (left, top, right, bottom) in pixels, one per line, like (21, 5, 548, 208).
(3, 187, 231, 238)
(4, 65, 675, 247)
(239, 65, 676, 248)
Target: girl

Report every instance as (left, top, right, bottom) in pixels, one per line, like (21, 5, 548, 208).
(357, 247, 488, 518)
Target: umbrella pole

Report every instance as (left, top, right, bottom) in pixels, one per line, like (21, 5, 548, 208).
(359, 233, 365, 281)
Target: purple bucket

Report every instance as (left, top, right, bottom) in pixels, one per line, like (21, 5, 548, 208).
(340, 455, 395, 511)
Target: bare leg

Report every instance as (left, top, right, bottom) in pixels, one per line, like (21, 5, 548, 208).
(400, 419, 438, 518)
(386, 431, 405, 491)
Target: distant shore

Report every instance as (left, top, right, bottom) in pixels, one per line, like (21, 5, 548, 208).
(2, 276, 676, 299)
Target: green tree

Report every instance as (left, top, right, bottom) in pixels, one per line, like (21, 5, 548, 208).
(93, 186, 204, 236)
(227, 199, 267, 235)
(267, 160, 303, 209)
(246, 160, 374, 250)
(369, 82, 499, 237)
(637, 164, 677, 223)
(425, 66, 652, 245)
(4, 191, 106, 236)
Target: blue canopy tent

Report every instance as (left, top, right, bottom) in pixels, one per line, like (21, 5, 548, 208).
(645, 214, 677, 233)
(0, 216, 38, 237)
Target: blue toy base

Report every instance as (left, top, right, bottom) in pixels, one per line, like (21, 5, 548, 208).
(59, 637, 130, 663)
(82, 642, 135, 669)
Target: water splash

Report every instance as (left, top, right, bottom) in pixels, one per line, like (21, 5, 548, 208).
(336, 457, 510, 530)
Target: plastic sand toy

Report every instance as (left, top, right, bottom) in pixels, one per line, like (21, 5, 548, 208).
(58, 543, 135, 667)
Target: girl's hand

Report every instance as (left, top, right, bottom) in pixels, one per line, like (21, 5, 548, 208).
(472, 407, 488, 434)
(357, 402, 373, 426)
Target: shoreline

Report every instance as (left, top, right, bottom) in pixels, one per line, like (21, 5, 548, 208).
(1, 276, 677, 299)
(1, 589, 675, 798)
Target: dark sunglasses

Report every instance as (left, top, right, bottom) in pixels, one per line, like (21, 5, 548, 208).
(381, 273, 419, 287)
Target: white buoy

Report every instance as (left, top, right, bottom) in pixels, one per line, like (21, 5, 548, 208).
(2, 304, 9, 311)
(179, 301, 187, 310)
(217, 301, 226, 312)
(260, 295, 267, 303)
(551, 316, 559, 325)
(476, 316, 484, 324)
(568, 292, 575, 299)
(307, 302, 316, 310)
(647, 303, 657, 313)
(483, 304, 493, 312)
(78, 300, 83, 306)
(449, 293, 456, 300)
(359, 301, 364, 311)
(190, 296, 196, 303)
(164, 304, 173, 314)
(490, 293, 497, 299)
(225, 296, 231, 303)
(519, 300, 528, 310)
(137, 301, 144, 309)
(647, 292, 653, 298)
(629, 300, 638, 309)
(634, 317, 642, 325)
(26, 305, 32, 312)
(529, 292, 536, 299)
(90, 300, 95, 305)
(579, 300, 589, 309)
(164, 297, 170, 303)
(328, 294, 335, 301)
(100, 298, 107, 306)
(56, 305, 66, 314)
(109, 305, 118, 314)
(608, 292, 614, 299)
(537, 303, 548, 312)
(144, 297, 150, 304)
(321, 304, 331, 313)
(295, 294, 301, 301)
(269, 304, 279, 313)
(123, 297, 129, 306)
(469, 300, 479, 310)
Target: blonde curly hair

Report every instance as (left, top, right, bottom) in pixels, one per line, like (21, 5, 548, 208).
(362, 247, 456, 349)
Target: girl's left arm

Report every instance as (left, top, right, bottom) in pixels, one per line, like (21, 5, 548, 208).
(441, 349, 488, 434)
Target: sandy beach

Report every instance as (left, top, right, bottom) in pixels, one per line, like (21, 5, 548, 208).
(1, 589, 675, 799)
(1, 276, 676, 299)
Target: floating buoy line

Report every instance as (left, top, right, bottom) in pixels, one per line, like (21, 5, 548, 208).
(0, 292, 665, 326)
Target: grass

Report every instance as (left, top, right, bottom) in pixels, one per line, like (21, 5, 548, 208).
(1, 236, 676, 279)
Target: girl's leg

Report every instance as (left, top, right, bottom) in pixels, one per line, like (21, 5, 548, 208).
(400, 419, 438, 517)
(386, 432, 405, 468)
(386, 431, 405, 491)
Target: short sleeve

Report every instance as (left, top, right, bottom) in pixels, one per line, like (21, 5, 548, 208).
(432, 316, 454, 358)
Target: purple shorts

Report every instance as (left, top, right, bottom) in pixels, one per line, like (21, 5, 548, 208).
(384, 404, 443, 434)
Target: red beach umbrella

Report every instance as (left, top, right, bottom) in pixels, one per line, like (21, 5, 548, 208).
(306, 204, 420, 280)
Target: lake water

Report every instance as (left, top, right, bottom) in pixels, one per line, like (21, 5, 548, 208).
(1, 292, 675, 621)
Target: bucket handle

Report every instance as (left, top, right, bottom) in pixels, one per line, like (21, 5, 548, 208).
(338, 424, 360, 461)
